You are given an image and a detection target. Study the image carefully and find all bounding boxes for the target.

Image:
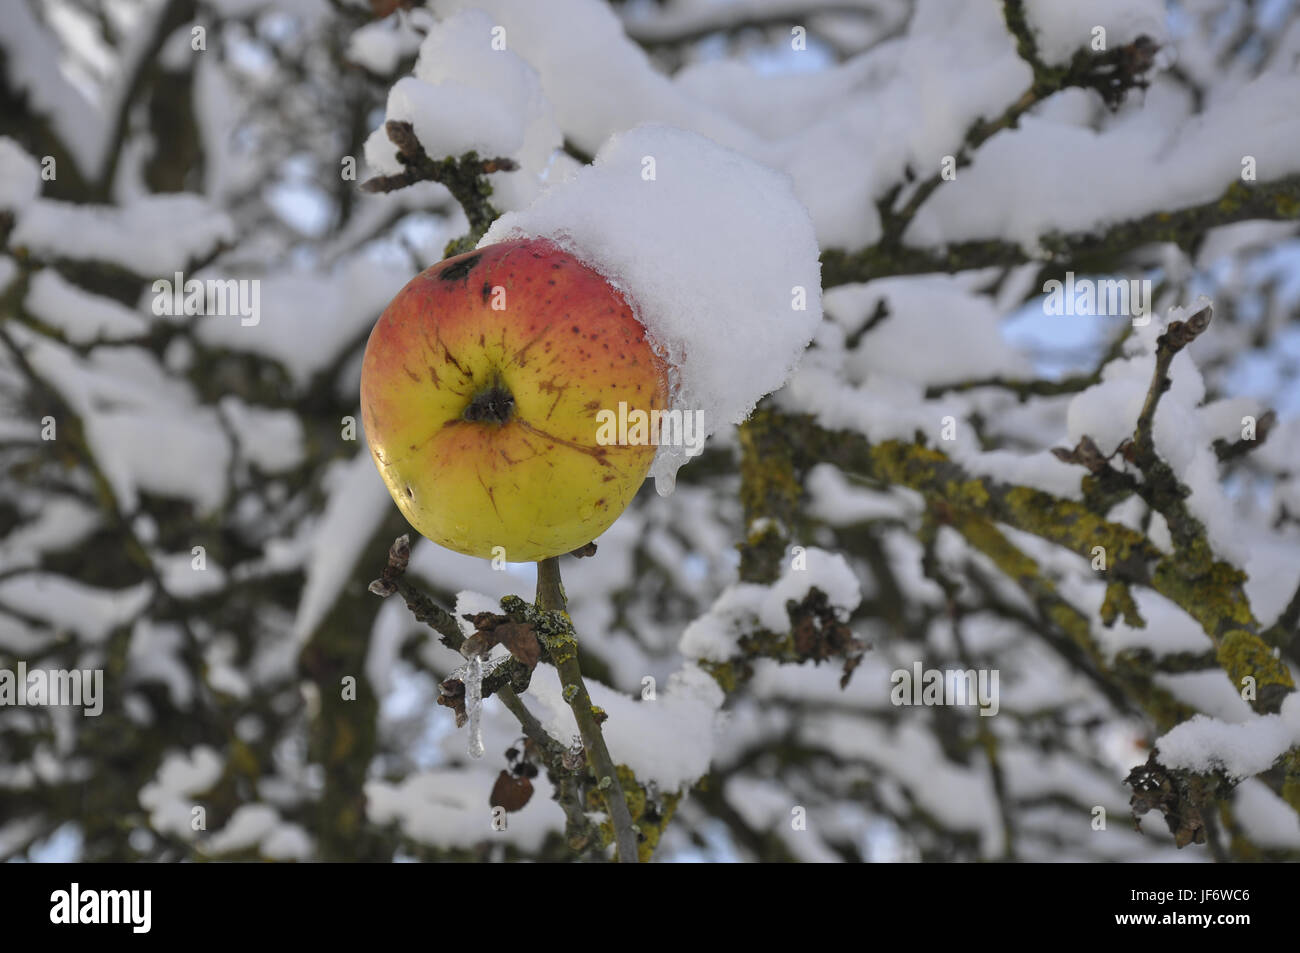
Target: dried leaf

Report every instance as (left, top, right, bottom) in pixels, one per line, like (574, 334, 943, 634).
(1125, 752, 1208, 848)
(461, 612, 542, 671)
(437, 678, 467, 728)
(490, 770, 534, 812)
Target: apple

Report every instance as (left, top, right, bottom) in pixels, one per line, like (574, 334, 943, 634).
(360, 238, 669, 562)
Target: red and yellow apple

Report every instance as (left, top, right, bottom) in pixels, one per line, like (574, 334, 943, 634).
(360, 238, 668, 562)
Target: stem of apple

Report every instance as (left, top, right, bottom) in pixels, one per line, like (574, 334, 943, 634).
(536, 556, 640, 863)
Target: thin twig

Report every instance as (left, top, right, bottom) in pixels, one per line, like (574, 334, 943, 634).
(535, 556, 640, 863)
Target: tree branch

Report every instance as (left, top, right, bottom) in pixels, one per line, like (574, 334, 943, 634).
(534, 556, 640, 863)
(359, 120, 518, 254)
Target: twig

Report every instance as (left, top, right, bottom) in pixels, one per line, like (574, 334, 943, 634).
(535, 556, 640, 863)
(369, 534, 463, 647)
(359, 120, 518, 252)
(822, 174, 1300, 287)
(370, 538, 637, 858)
(1128, 305, 1213, 553)
(494, 683, 600, 851)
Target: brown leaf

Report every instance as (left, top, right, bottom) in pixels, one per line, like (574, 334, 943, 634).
(462, 613, 542, 671)
(490, 770, 534, 812)
(496, 622, 541, 669)
(437, 678, 467, 728)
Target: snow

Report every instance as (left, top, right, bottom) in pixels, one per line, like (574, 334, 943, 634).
(363, 9, 561, 211)
(93, 408, 231, 514)
(680, 581, 769, 662)
(204, 804, 278, 854)
(433, 0, 1028, 249)
(1022, 0, 1167, 66)
(0, 0, 105, 177)
(454, 590, 503, 636)
(370, 77, 521, 168)
(0, 498, 100, 573)
(139, 747, 224, 840)
(127, 620, 194, 708)
(526, 663, 725, 791)
(366, 767, 565, 851)
(1155, 671, 1255, 724)
(0, 574, 151, 643)
(6, 327, 233, 520)
(26, 269, 148, 344)
(482, 123, 822, 492)
(809, 712, 1003, 849)
(260, 823, 314, 861)
(193, 258, 411, 388)
(346, 12, 425, 75)
(1233, 779, 1300, 850)
(910, 73, 1300, 251)
(725, 776, 843, 863)
(681, 546, 861, 661)
(292, 451, 393, 647)
(12, 195, 236, 277)
(1155, 695, 1300, 779)
(825, 278, 1030, 385)
(760, 547, 861, 631)
(218, 397, 305, 473)
(0, 137, 41, 211)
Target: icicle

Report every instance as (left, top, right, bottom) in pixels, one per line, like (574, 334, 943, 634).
(464, 653, 484, 759)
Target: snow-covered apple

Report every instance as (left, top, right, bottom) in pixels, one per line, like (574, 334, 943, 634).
(360, 238, 668, 562)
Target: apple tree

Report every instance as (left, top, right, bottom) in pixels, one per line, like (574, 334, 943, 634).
(1, 0, 1299, 863)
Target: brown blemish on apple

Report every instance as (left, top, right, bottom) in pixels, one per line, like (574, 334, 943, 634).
(439, 253, 481, 282)
(442, 345, 466, 375)
(537, 377, 569, 419)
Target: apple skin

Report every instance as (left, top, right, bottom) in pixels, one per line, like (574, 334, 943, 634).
(360, 238, 668, 562)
